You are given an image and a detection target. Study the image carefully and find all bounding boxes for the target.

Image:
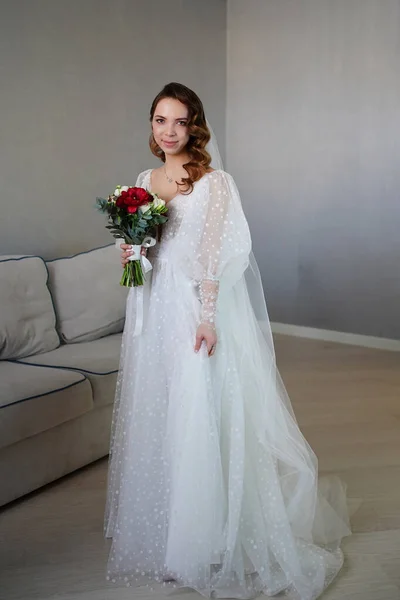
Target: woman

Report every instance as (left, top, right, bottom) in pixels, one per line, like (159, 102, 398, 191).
(104, 82, 351, 600)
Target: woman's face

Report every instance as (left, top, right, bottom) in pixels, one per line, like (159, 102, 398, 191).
(152, 98, 190, 156)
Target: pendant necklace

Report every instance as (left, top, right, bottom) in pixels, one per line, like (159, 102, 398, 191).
(164, 166, 174, 184)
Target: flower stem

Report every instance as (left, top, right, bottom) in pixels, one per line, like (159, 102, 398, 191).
(120, 261, 145, 287)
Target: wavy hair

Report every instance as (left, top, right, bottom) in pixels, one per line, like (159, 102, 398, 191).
(149, 82, 212, 194)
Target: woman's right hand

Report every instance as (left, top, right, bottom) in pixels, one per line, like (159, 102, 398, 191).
(120, 244, 132, 267)
(120, 243, 147, 267)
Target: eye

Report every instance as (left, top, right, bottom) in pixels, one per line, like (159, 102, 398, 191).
(178, 120, 187, 126)
(155, 118, 164, 124)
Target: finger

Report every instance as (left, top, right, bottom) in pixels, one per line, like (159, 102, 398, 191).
(205, 334, 215, 353)
(120, 244, 132, 251)
(194, 334, 203, 353)
(121, 252, 131, 265)
(208, 342, 216, 356)
(123, 251, 135, 262)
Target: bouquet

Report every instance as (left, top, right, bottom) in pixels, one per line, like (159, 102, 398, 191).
(96, 185, 168, 287)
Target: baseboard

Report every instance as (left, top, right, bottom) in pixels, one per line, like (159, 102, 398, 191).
(270, 322, 400, 352)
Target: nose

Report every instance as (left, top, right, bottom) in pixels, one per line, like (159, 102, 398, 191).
(165, 122, 177, 137)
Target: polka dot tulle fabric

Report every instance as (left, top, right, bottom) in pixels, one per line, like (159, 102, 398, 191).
(104, 169, 351, 599)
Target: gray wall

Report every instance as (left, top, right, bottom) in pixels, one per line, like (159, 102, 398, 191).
(227, 0, 400, 339)
(0, 0, 226, 259)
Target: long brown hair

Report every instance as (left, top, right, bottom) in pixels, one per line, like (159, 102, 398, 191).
(149, 82, 212, 194)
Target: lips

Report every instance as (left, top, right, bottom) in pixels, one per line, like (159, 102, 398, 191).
(162, 140, 178, 147)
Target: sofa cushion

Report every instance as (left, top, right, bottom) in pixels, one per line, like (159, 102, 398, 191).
(18, 333, 122, 408)
(0, 362, 93, 450)
(46, 245, 128, 343)
(0, 256, 60, 359)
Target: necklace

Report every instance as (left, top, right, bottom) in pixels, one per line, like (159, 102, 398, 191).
(164, 166, 174, 184)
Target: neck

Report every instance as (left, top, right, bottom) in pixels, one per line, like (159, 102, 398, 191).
(164, 152, 190, 173)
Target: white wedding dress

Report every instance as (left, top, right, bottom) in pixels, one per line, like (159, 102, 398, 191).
(104, 168, 351, 600)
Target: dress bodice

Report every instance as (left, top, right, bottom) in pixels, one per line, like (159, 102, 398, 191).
(140, 169, 212, 260)
(144, 170, 187, 258)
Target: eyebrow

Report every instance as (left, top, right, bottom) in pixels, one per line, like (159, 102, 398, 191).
(154, 115, 188, 121)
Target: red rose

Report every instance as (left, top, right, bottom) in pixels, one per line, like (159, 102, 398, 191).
(131, 187, 152, 204)
(116, 187, 152, 211)
(115, 196, 126, 208)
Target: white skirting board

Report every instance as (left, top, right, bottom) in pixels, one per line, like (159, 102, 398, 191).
(270, 322, 400, 352)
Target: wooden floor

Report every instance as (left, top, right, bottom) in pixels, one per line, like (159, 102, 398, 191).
(1, 334, 399, 600)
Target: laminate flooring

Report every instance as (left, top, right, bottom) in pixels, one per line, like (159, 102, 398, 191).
(1, 335, 399, 599)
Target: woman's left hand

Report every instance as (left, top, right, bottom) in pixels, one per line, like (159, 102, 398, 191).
(194, 324, 217, 357)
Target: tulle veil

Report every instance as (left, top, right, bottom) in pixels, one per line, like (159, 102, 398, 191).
(206, 119, 274, 348)
(202, 119, 352, 595)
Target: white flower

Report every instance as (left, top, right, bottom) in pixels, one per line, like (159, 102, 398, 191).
(139, 203, 151, 213)
(114, 185, 129, 198)
(152, 195, 166, 208)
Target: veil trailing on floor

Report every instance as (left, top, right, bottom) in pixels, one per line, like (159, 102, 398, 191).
(200, 119, 352, 597)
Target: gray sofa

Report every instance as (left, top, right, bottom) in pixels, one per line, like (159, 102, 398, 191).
(0, 245, 127, 506)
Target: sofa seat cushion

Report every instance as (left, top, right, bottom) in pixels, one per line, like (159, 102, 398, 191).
(0, 362, 93, 450)
(46, 245, 128, 343)
(18, 333, 122, 408)
(0, 256, 60, 359)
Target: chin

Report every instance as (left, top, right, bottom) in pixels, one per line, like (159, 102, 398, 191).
(164, 145, 184, 156)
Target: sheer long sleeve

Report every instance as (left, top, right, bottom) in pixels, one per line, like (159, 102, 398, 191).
(199, 279, 220, 329)
(196, 173, 230, 328)
(176, 170, 251, 329)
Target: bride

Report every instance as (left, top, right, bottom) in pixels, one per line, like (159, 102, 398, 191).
(104, 82, 351, 600)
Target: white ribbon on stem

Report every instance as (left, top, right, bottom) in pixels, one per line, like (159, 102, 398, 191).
(116, 236, 157, 336)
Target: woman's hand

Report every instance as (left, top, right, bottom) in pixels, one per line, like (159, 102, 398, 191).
(120, 244, 132, 267)
(120, 243, 147, 268)
(194, 324, 217, 357)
